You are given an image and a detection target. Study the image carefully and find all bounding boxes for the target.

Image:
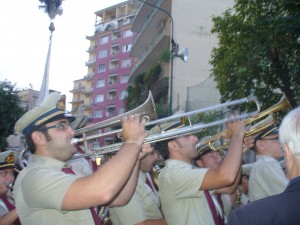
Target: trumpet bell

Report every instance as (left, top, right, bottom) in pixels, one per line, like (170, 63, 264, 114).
(200, 93, 292, 151)
(72, 91, 157, 144)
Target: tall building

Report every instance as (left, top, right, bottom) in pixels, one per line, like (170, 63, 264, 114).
(70, 0, 138, 147)
(130, 0, 234, 112)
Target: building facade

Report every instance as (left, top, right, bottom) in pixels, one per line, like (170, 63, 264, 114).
(70, 0, 138, 147)
(130, 0, 234, 112)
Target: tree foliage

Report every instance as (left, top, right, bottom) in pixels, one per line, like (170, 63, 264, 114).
(0, 81, 25, 150)
(126, 63, 168, 118)
(211, 0, 300, 111)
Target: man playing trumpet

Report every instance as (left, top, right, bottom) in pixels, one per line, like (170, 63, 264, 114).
(13, 92, 152, 225)
(247, 115, 288, 202)
(155, 116, 246, 225)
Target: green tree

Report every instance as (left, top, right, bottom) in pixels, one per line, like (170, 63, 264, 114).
(210, 0, 300, 110)
(0, 81, 25, 150)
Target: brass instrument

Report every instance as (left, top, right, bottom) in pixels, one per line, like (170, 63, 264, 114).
(197, 93, 292, 151)
(70, 93, 260, 160)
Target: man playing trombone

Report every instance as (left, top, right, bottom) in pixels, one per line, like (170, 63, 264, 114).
(13, 92, 152, 225)
(155, 116, 246, 225)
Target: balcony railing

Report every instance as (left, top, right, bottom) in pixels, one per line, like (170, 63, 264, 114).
(85, 58, 96, 66)
(84, 72, 95, 81)
(131, 27, 166, 75)
(86, 45, 97, 53)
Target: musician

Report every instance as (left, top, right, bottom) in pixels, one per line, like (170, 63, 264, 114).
(247, 118, 288, 202)
(194, 137, 242, 224)
(0, 150, 21, 225)
(155, 116, 246, 225)
(13, 92, 151, 225)
(109, 149, 167, 225)
(227, 106, 300, 225)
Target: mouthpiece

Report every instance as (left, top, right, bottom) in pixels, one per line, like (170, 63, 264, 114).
(6, 182, 13, 190)
(71, 138, 79, 145)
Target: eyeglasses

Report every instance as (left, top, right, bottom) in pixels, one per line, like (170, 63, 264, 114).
(40, 122, 71, 131)
(0, 171, 14, 178)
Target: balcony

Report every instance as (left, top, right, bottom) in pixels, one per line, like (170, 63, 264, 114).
(70, 87, 85, 94)
(86, 45, 97, 53)
(84, 72, 95, 81)
(86, 33, 97, 40)
(85, 58, 96, 66)
(83, 88, 94, 95)
(70, 98, 84, 104)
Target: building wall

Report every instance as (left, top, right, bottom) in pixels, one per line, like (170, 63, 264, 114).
(70, 0, 137, 147)
(172, 0, 234, 111)
(130, 0, 234, 112)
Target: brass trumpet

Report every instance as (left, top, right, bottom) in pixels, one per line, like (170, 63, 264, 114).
(197, 93, 292, 151)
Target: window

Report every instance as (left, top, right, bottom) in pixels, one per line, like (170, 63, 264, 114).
(94, 109, 103, 118)
(96, 79, 105, 88)
(99, 50, 107, 58)
(123, 29, 133, 38)
(100, 36, 109, 44)
(109, 60, 119, 70)
(106, 107, 116, 117)
(108, 90, 117, 101)
(120, 74, 129, 83)
(98, 64, 106, 73)
(111, 45, 120, 56)
(111, 31, 120, 40)
(95, 94, 104, 103)
(108, 74, 118, 85)
(120, 90, 128, 100)
(121, 59, 131, 68)
(122, 44, 132, 53)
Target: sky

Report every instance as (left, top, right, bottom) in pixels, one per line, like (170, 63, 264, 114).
(0, 0, 124, 111)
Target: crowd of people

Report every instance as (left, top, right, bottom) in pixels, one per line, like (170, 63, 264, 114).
(1, 91, 299, 225)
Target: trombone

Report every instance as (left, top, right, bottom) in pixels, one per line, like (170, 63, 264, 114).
(197, 93, 292, 151)
(69, 93, 260, 160)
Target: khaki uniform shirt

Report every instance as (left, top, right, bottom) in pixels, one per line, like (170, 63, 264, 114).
(109, 171, 163, 225)
(14, 155, 95, 225)
(249, 155, 288, 202)
(158, 160, 214, 225)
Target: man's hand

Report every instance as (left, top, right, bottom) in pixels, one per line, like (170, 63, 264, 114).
(243, 135, 255, 153)
(138, 143, 154, 160)
(121, 115, 147, 147)
(226, 119, 246, 139)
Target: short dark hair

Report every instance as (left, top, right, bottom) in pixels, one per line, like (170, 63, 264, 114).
(154, 140, 170, 160)
(25, 124, 52, 154)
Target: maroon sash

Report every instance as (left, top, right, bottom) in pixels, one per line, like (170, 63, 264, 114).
(0, 194, 22, 225)
(62, 166, 103, 225)
(204, 191, 225, 225)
